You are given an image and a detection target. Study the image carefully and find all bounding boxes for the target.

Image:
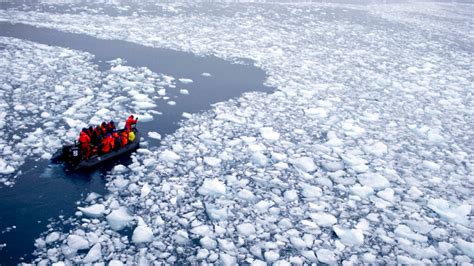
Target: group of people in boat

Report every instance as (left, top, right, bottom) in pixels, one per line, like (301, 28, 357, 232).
(78, 115, 138, 159)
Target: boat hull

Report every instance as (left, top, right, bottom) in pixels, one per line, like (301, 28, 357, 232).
(52, 131, 140, 170)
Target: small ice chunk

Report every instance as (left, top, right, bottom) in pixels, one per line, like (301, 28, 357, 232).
(45, 232, 60, 243)
(301, 184, 322, 199)
(157, 88, 166, 96)
(109, 260, 124, 266)
(259, 127, 280, 141)
(198, 178, 226, 196)
(82, 243, 101, 263)
(289, 157, 317, 172)
(175, 230, 190, 244)
(333, 225, 364, 246)
(207, 206, 228, 220)
(54, 85, 65, 93)
(254, 200, 274, 212)
(148, 131, 162, 140)
(457, 239, 474, 258)
(364, 141, 388, 157)
(67, 235, 89, 250)
(284, 190, 298, 201)
(351, 184, 374, 199)
(132, 225, 154, 243)
(0, 159, 15, 175)
(182, 112, 192, 119)
(407, 186, 423, 199)
(178, 78, 193, 84)
(191, 225, 212, 236)
(140, 183, 151, 198)
(106, 207, 134, 231)
(110, 65, 131, 73)
(40, 112, 51, 119)
(238, 189, 255, 201)
(301, 250, 318, 263)
(112, 165, 128, 174)
(394, 225, 428, 242)
(427, 198, 471, 226)
(85, 192, 101, 202)
(167, 101, 176, 106)
(204, 157, 222, 167)
(422, 160, 440, 172)
(236, 223, 255, 237)
(200, 236, 217, 249)
(310, 212, 337, 227)
(77, 204, 105, 218)
(357, 173, 389, 190)
(377, 188, 395, 202)
(179, 89, 189, 95)
(201, 72, 212, 77)
(316, 249, 336, 264)
(321, 161, 344, 172)
(290, 237, 307, 249)
(134, 101, 157, 109)
(159, 150, 180, 163)
(304, 107, 327, 118)
(264, 250, 280, 262)
(220, 253, 236, 265)
(252, 152, 268, 166)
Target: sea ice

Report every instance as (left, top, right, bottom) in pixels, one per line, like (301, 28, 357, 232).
(77, 204, 105, 218)
(132, 224, 154, 243)
(259, 127, 280, 141)
(333, 225, 364, 246)
(67, 235, 89, 250)
(198, 178, 226, 196)
(289, 156, 317, 172)
(316, 249, 336, 264)
(159, 150, 180, 163)
(236, 223, 255, 237)
(82, 243, 101, 263)
(106, 207, 134, 231)
(427, 198, 471, 226)
(178, 78, 193, 84)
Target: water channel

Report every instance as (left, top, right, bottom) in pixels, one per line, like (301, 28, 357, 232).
(0, 22, 273, 264)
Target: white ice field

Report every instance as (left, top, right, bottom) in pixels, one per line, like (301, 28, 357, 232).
(1, 2, 473, 264)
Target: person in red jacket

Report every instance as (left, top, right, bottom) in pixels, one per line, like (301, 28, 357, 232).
(100, 122, 108, 135)
(120, 130, 129, 147)
(78, 128, 91, 159)
(107, 120, 116, 134)
(125, 115, 138, 131)
(100, 133, 114, 154)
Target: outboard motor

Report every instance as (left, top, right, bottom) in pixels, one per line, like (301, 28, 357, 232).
(70, 145, 81, 164)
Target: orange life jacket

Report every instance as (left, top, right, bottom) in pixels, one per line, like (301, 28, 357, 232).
(101, 135, 113, 153)
(121, 131, 128, 146)
(79, 132, 91, 146)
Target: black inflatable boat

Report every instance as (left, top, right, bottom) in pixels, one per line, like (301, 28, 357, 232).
(51, 128, 140, 170)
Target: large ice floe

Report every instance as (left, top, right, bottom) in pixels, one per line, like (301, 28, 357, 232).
(0, 1, 472, 264)
(0, 37, 176, 186)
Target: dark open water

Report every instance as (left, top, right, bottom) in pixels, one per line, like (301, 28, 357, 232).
(0, 22, 272, 264)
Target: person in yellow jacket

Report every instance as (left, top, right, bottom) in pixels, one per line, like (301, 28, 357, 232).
(128, 130, 135, 142)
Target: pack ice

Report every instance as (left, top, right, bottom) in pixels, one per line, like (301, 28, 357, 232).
(2, 2, 472, 265)
(0, 37, 178, 186)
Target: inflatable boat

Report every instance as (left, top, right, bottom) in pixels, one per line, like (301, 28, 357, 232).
(51, 129, 140, 170)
